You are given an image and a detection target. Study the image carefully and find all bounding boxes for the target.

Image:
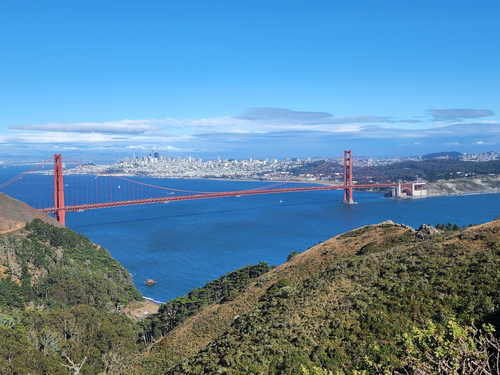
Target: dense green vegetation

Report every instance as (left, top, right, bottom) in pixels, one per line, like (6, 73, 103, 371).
(164, 221, 500, 374)
(0, 217, 273, 373)
(140, 262, 270, 343)
(0, 278, 25, 310)
(421, 151, 462, 160)
(435, 222, 476, 231)
(0, 305, 139, 374)
(0, 219, 145, 373)
(3, 218, 143, 309)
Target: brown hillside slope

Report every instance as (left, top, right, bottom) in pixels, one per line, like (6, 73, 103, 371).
(0, 193, 62, 233)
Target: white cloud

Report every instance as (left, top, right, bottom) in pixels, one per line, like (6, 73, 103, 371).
(16, 132, 131, 144)
(3, 108, 428, 142)
(2, 106, 499, 158)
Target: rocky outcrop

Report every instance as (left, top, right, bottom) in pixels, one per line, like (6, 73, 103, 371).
(415, 223, 441, 239)
(379, 220, 417, 234)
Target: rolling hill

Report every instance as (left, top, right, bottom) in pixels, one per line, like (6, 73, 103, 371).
(135, 219, 500, 374)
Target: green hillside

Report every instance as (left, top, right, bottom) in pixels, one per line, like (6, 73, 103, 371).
(0, 218, 142, 311)
(0, 195, 144, 373)
(137, 219, 500, 374)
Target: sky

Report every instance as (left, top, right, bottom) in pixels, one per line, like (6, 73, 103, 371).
(1, 0, 499, 162)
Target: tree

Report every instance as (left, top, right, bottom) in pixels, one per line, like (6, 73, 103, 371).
(62, 354, 87, 375)
(400, 320, 500, 374)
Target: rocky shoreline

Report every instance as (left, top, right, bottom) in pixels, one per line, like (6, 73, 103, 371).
(426, 174, 500, 197)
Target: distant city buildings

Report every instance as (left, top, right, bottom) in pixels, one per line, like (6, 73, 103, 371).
(64, 149, 500, 182)
(460, 151, 500, 162)
(97, 150, 416, 181)
(112, 152, 309, 180)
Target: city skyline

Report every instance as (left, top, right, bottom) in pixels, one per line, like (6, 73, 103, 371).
(1, 1, 499, 161)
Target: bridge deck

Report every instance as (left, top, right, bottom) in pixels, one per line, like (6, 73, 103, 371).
(40, 183, 397, 213)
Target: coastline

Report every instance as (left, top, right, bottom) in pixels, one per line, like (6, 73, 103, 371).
(426, 175, 500, 197)
(144, 296, 164, 305)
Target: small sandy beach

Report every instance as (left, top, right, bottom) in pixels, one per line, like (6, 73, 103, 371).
(125, 299, 161, 319)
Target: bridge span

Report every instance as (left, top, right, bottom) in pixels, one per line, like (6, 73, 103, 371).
(1, 151, 400, 226)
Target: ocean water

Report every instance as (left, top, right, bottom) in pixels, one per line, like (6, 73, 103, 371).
(1, 167, 499, 303)
(68, 179, 500, 303)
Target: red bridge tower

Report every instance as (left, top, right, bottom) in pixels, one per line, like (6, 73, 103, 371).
(53, 154, 66, 226)
(343, 150, 355, 204)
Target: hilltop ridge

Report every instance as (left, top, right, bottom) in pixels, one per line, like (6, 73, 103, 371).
(0, 193, 62, 233)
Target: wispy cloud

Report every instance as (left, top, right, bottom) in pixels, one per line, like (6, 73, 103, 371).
(429, 108, 494, 120)
(235, 107, 393, 125)
(235, 108, 332, 122)
(10, 119, 167, 135)
(399, 119, 422, 124)
(2, 107, 499, 159)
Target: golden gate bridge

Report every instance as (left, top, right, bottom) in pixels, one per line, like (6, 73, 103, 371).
(0, 151, 398, 226)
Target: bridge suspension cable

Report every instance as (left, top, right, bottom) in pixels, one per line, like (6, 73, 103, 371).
(0, 156, 53, 190)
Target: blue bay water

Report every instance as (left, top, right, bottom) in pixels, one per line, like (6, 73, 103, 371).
(1, 166, 499, 303)
(66, 180, 500, 304)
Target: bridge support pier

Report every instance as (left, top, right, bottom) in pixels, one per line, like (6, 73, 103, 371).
(54, 154, 66, 226)
(343, 150, 355, 204)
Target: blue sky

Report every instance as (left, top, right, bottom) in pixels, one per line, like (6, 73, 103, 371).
(1, 1, 499, 161)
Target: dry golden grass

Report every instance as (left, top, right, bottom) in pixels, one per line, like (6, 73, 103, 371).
(0, 193, 62, 233)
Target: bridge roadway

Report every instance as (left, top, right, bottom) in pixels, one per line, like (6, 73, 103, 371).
(40, 183, 397, 214)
